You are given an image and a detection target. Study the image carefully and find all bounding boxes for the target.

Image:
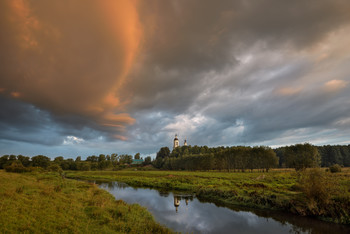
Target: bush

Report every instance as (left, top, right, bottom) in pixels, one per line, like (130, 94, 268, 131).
(329, 164, 342, 173)
(5, 161, 29, 173)
(297, 168, 335, 207)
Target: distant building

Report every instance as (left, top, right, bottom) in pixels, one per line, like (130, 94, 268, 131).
(131, 159, 143, 165)
(173, 134, 179, 149)
(173, 134, 188, 149)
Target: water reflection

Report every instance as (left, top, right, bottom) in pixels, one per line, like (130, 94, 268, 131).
(173, 195, 193, 213)
(97, 181, 349, 234)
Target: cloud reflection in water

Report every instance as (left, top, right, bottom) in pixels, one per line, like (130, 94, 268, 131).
(99, 182, 304, 234)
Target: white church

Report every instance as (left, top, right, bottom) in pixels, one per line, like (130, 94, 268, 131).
(173, 134, 187, 150)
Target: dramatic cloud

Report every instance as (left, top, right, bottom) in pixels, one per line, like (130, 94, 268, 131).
(0, 0, 141, 140)
(1, 0, 350, 157)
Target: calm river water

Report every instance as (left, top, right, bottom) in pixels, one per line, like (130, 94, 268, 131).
(98, 181, 349, 234)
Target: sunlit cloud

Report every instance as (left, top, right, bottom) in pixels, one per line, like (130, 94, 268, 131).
(324, 79, 348, 92)
(63, 136, 84, 145)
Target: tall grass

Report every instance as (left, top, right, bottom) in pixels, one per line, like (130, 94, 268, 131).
(0, 170, 171, 233)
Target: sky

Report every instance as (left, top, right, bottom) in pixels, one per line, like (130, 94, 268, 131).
(1, 0, 350, 158)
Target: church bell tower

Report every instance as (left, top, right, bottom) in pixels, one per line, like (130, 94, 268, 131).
(173, 134, 179, 149)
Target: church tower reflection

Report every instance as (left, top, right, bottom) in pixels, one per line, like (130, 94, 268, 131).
(173, 195, 193, 213)
(174, 196, 180, 212)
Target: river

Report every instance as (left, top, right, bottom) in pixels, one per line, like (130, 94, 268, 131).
(97, 181, 349, 234)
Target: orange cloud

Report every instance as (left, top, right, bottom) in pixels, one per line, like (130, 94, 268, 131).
(9, 0, 40, 49)
(99, 0, 143, 89)
(10, 91, 21, 98)
(0, 0, 143, 139)
(324, 79, 348, 92)
(113, 135, 128, 141)
(275, 87, 302, 96)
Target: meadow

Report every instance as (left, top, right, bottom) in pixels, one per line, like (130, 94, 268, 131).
(66, 168, 350, 224)
(0, 170, 171, 233)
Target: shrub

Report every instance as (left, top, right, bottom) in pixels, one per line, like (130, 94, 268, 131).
(48, 163, 62, 172)
(297, 168, 335, 207)
(329, 164, 342, 173)
(5, 161, 29, 173)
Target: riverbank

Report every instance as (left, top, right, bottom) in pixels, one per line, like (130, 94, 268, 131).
(0, 170, 171, 233)
(65, 169, 350, 224)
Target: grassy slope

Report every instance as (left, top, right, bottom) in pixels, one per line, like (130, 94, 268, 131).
(0, 170, 171, 233)
(66, 168, 350, 224)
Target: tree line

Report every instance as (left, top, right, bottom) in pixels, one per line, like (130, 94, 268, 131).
(1, 144, 348, 172)
(154, 143, 334, 171)
(155, 145, 279, 172)
(275, 144, 350, 167)
(0, 153, 152, 172)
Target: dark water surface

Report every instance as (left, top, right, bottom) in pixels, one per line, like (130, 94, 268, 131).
(98, 181, 349, 234)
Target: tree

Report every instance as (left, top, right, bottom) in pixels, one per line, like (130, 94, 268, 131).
(75, 156, 82, 162)
(144, 156, 152, 165)
(86, 155, 98, 162)
(31, 155, 51, 168)
(134, 153, 140, 160)
(77, 162, 91, 171)
(54, 156, 64, 164)
(119, 154, 133, 164)
(98, 154, 106, 162)
(0, 155, 9, 169)
(17, 155, 30, 167)
(156, 147, 170, 159)
(153, 157, 164, 169)
(285, 143, 320, 171)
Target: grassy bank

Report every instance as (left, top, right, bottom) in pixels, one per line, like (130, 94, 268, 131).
(66, 168, 350, 224)
(0, 170, 171, 233)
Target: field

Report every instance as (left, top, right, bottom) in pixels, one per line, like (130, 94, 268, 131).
(66, 168, 350, 224)
(0, 170, 171, 233)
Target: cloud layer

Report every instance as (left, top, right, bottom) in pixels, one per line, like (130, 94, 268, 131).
(1, 0, 350, 157)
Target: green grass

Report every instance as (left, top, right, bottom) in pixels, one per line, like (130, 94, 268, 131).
(66, 168, 350, 224)
(0, 170, 171, 233)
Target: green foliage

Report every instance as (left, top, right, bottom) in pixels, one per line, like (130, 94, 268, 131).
(31, 155, 51, 168)
(285, 143, 320, 171)
(329, 164, 342, 173)
(276, 145, 350, 168)
(153, 158, 165, 169)
(297, 168, 333, 206)
(0, 155, 9, 169)
(144, 156, 152, 165)
(156, 147, 170, 159)
(134, 153, 141, 159)
(48, 163, 63, 175)
(77, 162, 91, 171)
(159, 145, 278, 172)
(17, 155, 31, 167)
(5, 161, 29, 173)
(293, 168, 350, 221)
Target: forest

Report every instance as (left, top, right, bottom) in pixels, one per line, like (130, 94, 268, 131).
(0, 144, 349, 172)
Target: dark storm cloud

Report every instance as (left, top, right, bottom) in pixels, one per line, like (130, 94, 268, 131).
(0, 96, 109, 146)
(122, 0, 350, 150)
(126, 0, 350, 111)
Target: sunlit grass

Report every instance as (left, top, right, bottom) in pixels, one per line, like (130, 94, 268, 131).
(0, 170, 171, 233)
